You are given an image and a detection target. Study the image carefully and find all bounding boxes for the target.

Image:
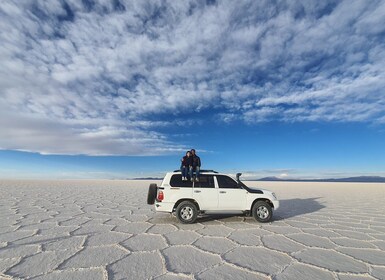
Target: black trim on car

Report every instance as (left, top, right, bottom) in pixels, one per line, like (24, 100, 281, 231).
(241, 185, 264, 194)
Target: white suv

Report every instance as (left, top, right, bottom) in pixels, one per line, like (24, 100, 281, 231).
(147, 170, 279, 224)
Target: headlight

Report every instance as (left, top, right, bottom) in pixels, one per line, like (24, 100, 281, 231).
(272, 192, 277, 199)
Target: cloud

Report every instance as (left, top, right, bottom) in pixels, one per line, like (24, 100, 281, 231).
(0, 105, 187, 155)
(1, 0, 384, 155)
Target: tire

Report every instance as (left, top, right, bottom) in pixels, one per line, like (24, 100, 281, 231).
(252, 201, 272, 223)
(175, 201, 198, 224)
(147, 184, 158, 205)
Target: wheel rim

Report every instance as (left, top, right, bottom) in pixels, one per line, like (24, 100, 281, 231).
(180, 206, 194, 220)
(256, 206, 269, 219)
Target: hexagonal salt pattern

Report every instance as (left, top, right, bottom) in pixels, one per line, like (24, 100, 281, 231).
(224, 247, 292, 275)
(1, 180, 385, 279)
(121, 234, 168, 251)
(193, 236, 236, 254)
(108, 251, 164, 279)
(163, 246, 221, 274)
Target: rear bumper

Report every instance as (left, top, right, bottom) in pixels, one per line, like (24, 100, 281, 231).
(154, 202, 174, 213)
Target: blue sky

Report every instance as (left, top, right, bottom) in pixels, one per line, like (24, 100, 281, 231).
(1, 0, 385, 179)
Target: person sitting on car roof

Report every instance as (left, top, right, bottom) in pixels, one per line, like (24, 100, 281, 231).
(189, 149, 201, 182)
(180, 151, 192, 181)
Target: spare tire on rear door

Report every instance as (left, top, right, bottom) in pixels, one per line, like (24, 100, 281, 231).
(147, 184, 158, 205)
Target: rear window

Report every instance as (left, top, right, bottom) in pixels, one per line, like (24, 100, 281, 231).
(217, 175, 241, 189)
(169, 174, 215, 188)
(170, 175, 193, 188)
(194, 175, 215, 188)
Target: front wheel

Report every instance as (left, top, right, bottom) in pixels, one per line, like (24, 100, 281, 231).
(252, 201, 272, 223)
(175, 201, 198, 224)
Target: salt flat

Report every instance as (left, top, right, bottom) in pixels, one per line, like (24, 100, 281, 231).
(1, 179, 385, 280)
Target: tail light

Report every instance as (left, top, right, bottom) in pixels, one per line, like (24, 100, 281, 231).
(157, 191, 164, 201)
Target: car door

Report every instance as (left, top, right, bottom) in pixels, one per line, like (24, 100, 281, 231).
(216, 175, 247, 210)
(192, 175, 218, 210)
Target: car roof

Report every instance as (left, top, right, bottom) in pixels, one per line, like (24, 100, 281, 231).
(172, 169, 219, 173)
(170, 170, 229, 176)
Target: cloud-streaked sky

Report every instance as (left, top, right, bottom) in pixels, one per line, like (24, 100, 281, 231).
(1, 0, 385, 178)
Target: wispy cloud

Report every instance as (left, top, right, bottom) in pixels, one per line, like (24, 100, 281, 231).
(1, 0, 384, 155)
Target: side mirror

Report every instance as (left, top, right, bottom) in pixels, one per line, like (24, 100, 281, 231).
(236, 173, 242, 183)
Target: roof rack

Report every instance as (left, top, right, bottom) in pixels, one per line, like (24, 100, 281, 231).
(173, 169, 218, 173)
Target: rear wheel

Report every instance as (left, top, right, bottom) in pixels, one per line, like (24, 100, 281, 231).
(252, 201, 272, 222)
(175, 201, 198, 224)
(147, 184, 158, 205)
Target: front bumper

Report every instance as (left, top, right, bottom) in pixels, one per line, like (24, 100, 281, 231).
(272, 199, 279, 210)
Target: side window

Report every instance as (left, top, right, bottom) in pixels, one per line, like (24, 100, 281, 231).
(217, 175, 240, 189)
(170, 175, 193, 188)
(194, 175, 215, 188)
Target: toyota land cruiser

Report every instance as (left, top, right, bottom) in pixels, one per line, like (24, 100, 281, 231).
(147, 170, 279, 224)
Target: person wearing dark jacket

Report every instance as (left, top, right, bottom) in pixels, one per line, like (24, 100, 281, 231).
(180, 151, 192, 181)
(189, 149, 201, 182)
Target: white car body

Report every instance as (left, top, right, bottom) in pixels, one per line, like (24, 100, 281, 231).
(153, 171, 279, 217)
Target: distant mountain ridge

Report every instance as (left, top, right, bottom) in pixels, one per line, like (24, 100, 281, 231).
(256, 176, 385, 183)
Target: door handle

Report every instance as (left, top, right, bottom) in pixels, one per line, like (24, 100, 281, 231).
(194, 190, 201, 193)
(220, 191, 226, 194)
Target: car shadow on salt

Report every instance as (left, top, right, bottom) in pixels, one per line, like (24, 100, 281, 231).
(193, 197, 325, 223)
(273, 197, 325, 221)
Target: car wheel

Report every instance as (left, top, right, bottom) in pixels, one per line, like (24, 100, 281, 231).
(252, 201, 272, 223)
(175, 201, 198, 224)
(147, 184, 158, 205)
